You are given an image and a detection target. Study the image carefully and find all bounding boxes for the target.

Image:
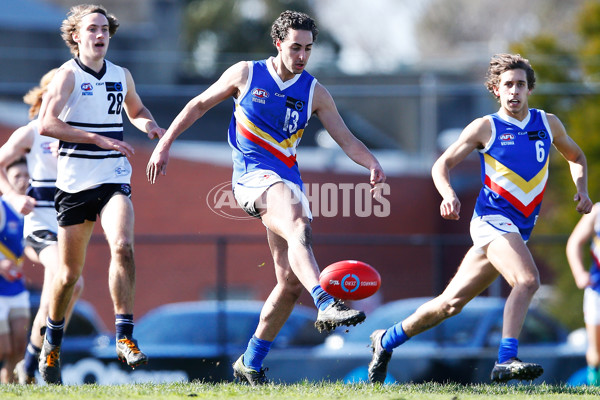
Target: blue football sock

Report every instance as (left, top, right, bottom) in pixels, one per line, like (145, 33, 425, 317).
(24, 343, 41, 376)
(311, 285, 335, 311)
(115, 314, 134, 339)
(45, 317, 65, 346)
(381, 322, 410, 352)
(498, 337, 518, 363)
(587, 365, 600, 386)
(243, 335, 273, 371)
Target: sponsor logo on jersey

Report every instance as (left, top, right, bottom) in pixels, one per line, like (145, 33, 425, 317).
(106, 82, 123, 92)
(528, 130, 547, 140)
(81, 83, 93, 96)
(285, 96, 305, 111)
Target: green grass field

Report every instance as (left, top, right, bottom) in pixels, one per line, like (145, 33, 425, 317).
(1, 382, 600, 400)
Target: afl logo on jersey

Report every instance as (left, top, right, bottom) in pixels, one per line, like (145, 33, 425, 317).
(252, 88, 269, 98)
(41, 142, 53, 154)
(81, 82, 93, 96)
(499, 133, 515, 146)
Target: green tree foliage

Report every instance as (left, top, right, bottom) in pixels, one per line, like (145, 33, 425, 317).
(509, 1, 600, 329)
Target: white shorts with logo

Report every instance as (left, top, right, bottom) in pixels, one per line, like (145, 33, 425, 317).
(233, 169, 312, 221)
(470, 214, 522, 254)
(0, 291, 30, 334)
(584, 287, 600, 325)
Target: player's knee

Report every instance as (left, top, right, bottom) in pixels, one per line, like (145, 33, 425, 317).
(110, 239, 134, 262)
(57, 267, 82, 288)
(515, 274, 540, 294)
(278, 271, 302, 298)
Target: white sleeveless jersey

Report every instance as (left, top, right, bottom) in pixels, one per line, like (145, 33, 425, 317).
(24, 119, 58, 235)
(56, 58, 131, 193)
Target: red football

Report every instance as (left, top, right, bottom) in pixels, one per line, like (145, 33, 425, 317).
(319, 260, 381, 300)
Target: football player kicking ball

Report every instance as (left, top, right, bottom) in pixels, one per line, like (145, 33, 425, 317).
(147, 10, 385, 385)
(368, 53, 592, 384)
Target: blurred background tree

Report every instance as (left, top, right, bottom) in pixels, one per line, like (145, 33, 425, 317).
(510, 0, 600, 329)
(180, 0, 340, 80)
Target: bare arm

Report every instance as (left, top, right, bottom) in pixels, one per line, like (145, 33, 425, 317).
(549, 113, 593, 214)
(146, 61, 248, 183)
(0, 125, 36, 214)
(431, 117, 491, 220)
(566, 204, 598, 289)
(122, 68, 165, 140)
(39, 68, 134, 157)
(312, 83, 385, 197)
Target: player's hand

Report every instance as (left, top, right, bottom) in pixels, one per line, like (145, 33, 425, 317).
(147, 126, 166, 140)
(96, 137, 134, 157)
(146, 145, 169, 184)
(573, 270, 591, 290)
(0, 259, 22, 282)
(440, 196, 460, 220)
(369, 166, 386, 200)
(3, 192, 36, 215)
(574, 192, 593, 214)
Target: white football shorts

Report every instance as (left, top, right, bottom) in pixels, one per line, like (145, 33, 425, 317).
(233, 169, 312, 221)
(584, 287, 600, 325)
(470, 214, 522, 254)
(0, 291, 30, 334)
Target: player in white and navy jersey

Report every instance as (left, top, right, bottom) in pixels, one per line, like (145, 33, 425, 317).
(147, 10, 386, 385)
(37, 5, 165, 384)
(0, 158, 30, 383)
(567, 203, 600, 385)
(367, 54, 592, 384)
(0, 69, 84, 384)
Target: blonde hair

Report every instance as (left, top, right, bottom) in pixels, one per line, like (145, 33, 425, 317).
(23, 69, 58, 120)
(61, 4, 119, 57)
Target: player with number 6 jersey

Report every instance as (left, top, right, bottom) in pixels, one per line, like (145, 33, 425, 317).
(366, 53, 592, 385)
(474, 108, 553, 241)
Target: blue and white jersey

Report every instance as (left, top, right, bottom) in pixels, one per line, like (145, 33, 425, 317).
(228, 58, 317, 188)
(0, 198, 26, 296)
(56, 58, 130, 193)
(589, 204, 600, 293)
(25, 119, 58, 236)
(473, 109, 553, 241)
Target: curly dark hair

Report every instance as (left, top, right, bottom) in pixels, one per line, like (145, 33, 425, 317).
(61, 4, 119, 57)
(270, 10, 318, 46)
(485, 53, 536, 97)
